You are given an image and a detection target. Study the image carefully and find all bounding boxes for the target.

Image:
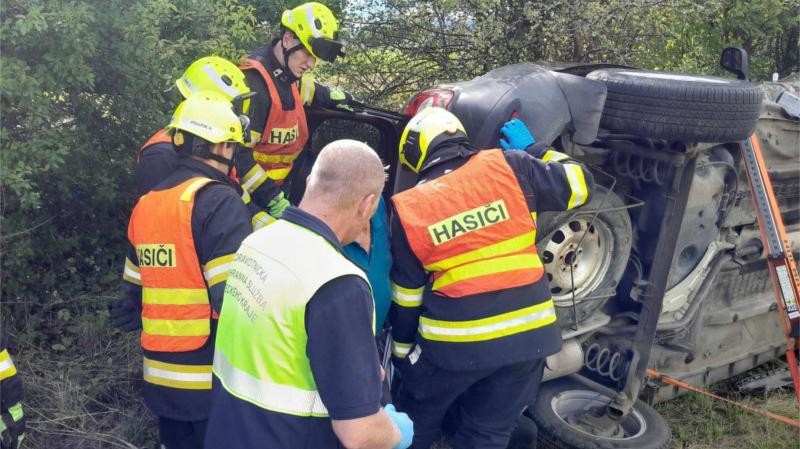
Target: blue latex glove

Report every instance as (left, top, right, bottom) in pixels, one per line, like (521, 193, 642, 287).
(499, 118, 536, 151)
(385, 404, 413, 449)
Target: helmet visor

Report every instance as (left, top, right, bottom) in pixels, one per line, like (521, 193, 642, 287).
(309, 37, 344, 62)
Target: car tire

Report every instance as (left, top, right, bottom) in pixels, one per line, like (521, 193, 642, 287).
(587, 68, 763, 142)
(536, 186, 632, 323)
(528, 378, 672, 449)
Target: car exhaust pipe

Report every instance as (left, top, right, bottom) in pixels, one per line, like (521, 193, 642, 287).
(543, 338, 584, 382)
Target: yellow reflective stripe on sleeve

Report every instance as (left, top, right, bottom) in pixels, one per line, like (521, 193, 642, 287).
(391, 283, 424, 307)
(300, 74, 316, 105)
(432, 253, 542, 291)
(252, 211, 276, 230)
(253, 153, 301, 164)
(142, 318, 209, 336)
(241, 189, 252, 205)
(241, 164, 269, 193)
(391, 340, 413, 358)
(0, 350, 17, 381)
(142, 288, 208, 305)
(143, 357, 212, 390)
(123, 258, 141, 285)
(565, 164, 588, 209)
(541, 150, 570, 163)
(418, 299, 557, 342)
(203, 254, 235, 288)
(180, 178, 213, 202)
(245, 130, 262, 148)
(423, 232, 536, 272)
(213, 349, 329, 417)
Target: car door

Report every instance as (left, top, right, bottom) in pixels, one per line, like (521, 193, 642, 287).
(284, 107, 406, 205)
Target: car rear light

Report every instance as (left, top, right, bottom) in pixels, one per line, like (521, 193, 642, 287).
(404, 88, 455, 116)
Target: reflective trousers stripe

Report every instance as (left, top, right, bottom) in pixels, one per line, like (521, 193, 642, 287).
(213, 349, 329, 417)
(0, 350, 17, 380)
(143, 357, 212, 390)
(418, 299, 557, 342)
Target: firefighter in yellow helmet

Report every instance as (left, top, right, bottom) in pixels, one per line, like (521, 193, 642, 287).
(238, 2, 355, 228)
(117, 92, 253, 449)
(135, 56, 253, 197)
(388, 107, 594, 449)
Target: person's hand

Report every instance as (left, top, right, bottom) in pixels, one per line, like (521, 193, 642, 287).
(267, 191, 290, 219)
(385, 404, 413, 449)
(499, 118, 536, 151)
(329, 89, 354, 112)
(109, 297, 141, 332)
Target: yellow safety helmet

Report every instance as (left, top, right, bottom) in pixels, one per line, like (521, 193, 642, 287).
(175, 56, 252, 115)
(399, 107, 467, 173)
(281, 2, 343, 62)
(167, 91, 247, 146)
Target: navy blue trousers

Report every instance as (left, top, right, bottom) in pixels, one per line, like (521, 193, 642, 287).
(395, 351, 545, 449)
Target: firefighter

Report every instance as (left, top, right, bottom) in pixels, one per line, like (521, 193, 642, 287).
(0, 337, 25, 449)
(135, 56, 252, 197)
(389, 107, 594, 449)
(239, 2, 354, 224)
(205, 140, 412, 449)
(111, 92, 252, 449)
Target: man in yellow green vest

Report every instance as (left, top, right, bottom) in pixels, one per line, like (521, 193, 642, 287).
(206, 140, 413, 449)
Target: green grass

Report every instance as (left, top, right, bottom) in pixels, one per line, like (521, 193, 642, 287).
(656, 389, 799, 449)
(6, 294, 798, 448)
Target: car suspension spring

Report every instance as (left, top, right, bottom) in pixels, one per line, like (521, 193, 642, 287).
(584, 343, 626, 381)
(612, 151, 669, 185)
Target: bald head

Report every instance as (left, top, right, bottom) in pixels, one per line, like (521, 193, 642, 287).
(305, 139, 386, 209)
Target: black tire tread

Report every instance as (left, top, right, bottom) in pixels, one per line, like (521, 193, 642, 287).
(588, 69, 763, 142)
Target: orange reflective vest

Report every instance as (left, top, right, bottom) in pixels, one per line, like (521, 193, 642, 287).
(392, 149, 544, 297)
(241, 57, 309, 185)
(128, 177, 217, 352)
(137, 129, 173, 163)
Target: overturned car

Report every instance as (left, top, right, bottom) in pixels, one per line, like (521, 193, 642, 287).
(291, 49, 799, 448)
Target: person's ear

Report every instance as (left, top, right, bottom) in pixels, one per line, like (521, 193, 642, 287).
(358, 193, 377, 221)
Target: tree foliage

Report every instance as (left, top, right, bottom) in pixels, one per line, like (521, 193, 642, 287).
(1, 0, 797, 347)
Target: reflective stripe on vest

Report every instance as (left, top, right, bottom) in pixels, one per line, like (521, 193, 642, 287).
(128, 177, 215, 352)
(392, 149, 543, 297)
(213, 219, 369, 417)
(137, 129, 173, 163)
(143, 356, 212, 390)
(214, 349, 328, 416)
(0, 349, 17, 381)
(418, 299, 557, 342)
(240, 58, 309, 185)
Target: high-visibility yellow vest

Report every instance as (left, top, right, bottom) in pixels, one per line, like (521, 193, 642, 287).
(213, 219, 369, 417)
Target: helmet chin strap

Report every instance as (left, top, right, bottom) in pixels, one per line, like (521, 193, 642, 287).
(277, 39, 306, 83)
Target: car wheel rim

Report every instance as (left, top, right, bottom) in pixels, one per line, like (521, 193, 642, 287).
(550, 389, 647, 440)
(540, 216, 613, 303)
